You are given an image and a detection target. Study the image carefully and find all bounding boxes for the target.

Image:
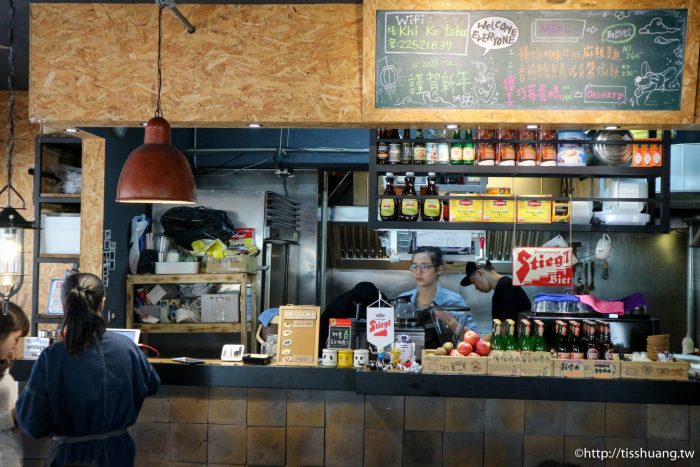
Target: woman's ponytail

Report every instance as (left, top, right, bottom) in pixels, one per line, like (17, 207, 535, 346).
(61, 272, 106, 355)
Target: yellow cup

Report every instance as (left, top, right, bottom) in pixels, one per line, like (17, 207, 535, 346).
(337, 349, 354, 368)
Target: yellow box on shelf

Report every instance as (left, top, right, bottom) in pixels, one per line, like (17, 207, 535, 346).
(448, 193, 483, 222)
(517, 196, 552, 223)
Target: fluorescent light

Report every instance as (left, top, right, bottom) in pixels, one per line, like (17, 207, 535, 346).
(526, 124, 539, 130)
(605, 125, 620, 130)
(445, 124, 459, 130)
(140, 122, 148, 127)
(248, 123, 262, 128)
(64, 128, 79, 133)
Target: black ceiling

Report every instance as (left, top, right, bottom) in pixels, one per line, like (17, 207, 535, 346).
(0, 0, 361, 92)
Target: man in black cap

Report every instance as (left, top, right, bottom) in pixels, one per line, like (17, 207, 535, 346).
(461, 260, 532, 324)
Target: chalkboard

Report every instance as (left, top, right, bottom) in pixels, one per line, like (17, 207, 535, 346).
(328, 318, 353, 349)
(375, 9, 687, 110)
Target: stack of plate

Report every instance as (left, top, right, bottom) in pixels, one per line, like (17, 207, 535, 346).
(647, 334, 670, 361)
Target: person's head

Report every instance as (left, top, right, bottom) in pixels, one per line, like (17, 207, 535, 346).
(409, 246, 444, 288)
(61, 272, 107, 355)
(0, 302, 30, 376)
(461, 259, 499, 292)
(351, 282, 379, 306)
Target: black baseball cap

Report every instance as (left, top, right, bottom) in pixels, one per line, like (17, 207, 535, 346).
(460, 261, 479, 286)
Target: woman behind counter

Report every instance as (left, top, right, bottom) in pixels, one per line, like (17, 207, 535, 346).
(398, 246, 478, 333)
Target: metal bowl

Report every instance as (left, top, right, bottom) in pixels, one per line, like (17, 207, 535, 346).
(588, 130, 633, 166)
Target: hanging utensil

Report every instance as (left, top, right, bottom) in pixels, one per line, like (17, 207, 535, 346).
(582, 261, 591, 294)
(602, 259, 609, 280)
(589, 262, 595, 291)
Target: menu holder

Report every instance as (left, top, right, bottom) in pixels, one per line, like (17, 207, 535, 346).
(275, 305, 320, 367)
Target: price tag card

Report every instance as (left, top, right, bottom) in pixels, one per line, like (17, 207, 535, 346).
(328, 318, 353, 349)
(512, 247, 573, 286)
(276, 305, 320, 366)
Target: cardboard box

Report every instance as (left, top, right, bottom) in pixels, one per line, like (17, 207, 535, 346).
(421, 350, 488, 375)
(483, 199, 515, 222)
(204, 255, 256, 273)
(552, 201, 571, 223)
(553, 359, 620, 379)
(517, 197, 552, 223)
(487, 350, 521, 376)
(449, 194, 483, 222)
(201, 293, 240, 323)
(520, 351, 554, 377)
(620, 360, 689, 381)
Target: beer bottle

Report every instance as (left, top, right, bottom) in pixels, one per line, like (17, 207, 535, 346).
(377, 129, 388, 164)
(450, 129, 463, 165)
(421, 172, 441, 221)
(413, 129, 426, 164)
(400, 129, 413, 164)
(399, 172, 419, 221)
(491, 319, 503, 350)
(379, 172, 398, 221)
(387, 129, 401, 164)
(586, 322, 600, 360)
(462, 129, 475, 165)
(437, 129, 450, 164)
(533, 320, 547, 351)
(504, 319, 517, 350)
(557, 322, 570, 359)
(570, 323, 584, 359)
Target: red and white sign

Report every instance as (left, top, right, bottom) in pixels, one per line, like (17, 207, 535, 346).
(512, 247, 573, 287)
(366, 306, 394, 349)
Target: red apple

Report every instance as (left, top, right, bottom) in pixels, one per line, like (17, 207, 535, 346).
(467, 352, 481, 357)
(463, 330, 480, 346)
(449, 349, 461, 357)
(475, 339, 492, 356)
(457, 341, 473, 356)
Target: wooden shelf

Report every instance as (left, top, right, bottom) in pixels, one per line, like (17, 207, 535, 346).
(38, 194, 81, 203)
(127, 273, 253, 284)
(36, 254, 80, 263)
(130, 322, 242, 333)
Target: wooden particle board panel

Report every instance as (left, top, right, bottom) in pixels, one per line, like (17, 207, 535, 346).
(76, 133, 105, 276)
(29, 3, 363, 127)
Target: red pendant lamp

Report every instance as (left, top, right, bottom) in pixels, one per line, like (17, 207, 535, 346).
(116, 2, 196, 204)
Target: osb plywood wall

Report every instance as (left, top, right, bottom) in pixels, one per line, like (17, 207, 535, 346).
(76, 135, 104, 276)
(363, 0, 700, 127)
(29, 3, 363, 127)
(0, 91, 38, 314)
(29, 1, 700, 128)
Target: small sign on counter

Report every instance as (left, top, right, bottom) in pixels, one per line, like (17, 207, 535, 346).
(275, 305, 320, 367)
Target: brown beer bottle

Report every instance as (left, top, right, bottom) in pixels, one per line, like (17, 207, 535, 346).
(379, 173, 398, 221)
(421, 172, 441, 221)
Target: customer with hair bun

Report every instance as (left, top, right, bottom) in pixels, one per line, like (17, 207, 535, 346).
(16, 272, 160, 467)
(0, 302, 30, 467)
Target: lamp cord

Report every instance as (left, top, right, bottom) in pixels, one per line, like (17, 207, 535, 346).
(155, 2, 164, 118)
(5, 0, 16, 207)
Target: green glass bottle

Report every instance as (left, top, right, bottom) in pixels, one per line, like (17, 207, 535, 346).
(491, 319, 502, 350)
(462, 129, 475, 166)
(504, 319, 518, 350)
(533, 320, 548, 351)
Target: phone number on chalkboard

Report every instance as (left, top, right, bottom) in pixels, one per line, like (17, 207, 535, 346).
(388, 39, 455, 53)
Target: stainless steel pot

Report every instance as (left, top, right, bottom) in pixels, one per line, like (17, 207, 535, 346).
(587, 130, 633, 166)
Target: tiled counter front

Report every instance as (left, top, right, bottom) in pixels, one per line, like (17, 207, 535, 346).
(22, 386, 700, 467)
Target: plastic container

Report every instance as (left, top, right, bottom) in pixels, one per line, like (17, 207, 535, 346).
(571, 201, 593, 224)
(593, 212, 650, 225)
(154, 262, 199, 274)
(40, 213, 80, 254)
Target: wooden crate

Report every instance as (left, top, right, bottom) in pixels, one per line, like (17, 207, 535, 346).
(520, 351, 554, 377)
(421, 350, 488, 375)
(620, 360, 689, 381)
(553, 359, 620, 379)
(487, 350, 521, 376)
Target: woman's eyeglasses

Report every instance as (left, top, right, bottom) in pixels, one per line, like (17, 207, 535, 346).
(409, 263, 437, 272)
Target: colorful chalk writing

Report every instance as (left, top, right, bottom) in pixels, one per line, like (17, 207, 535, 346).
(375, 9, 687, 110)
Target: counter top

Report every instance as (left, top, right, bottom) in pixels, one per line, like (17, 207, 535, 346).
(12, 358, 700, 405)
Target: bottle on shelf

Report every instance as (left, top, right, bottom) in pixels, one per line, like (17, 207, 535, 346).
(491, 319, 503, 351)
(519, 319, 534, 351)
(586, 322, 600, 360)
(533, 320, 547, 351)
(388, 129, 401, 165)
(462, 129, 475, 166)
(600, 323, 614, 360)
(379, 172, 398, 221)
(426, 137, 439, 165)
(437, 129, 450, 164)
(504, 319, 518, 350)
(401, 129, 413, 164)
(496, 129, 517, 166)
(377, 129, 389, 164)
(449, 129, 462, 165)
(399, 172, 419, 221)
(413, 129, 426, 164)
(557, 321, 570, 359)
(421, 172, 441, 222)
(569, 322, 584, 359)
